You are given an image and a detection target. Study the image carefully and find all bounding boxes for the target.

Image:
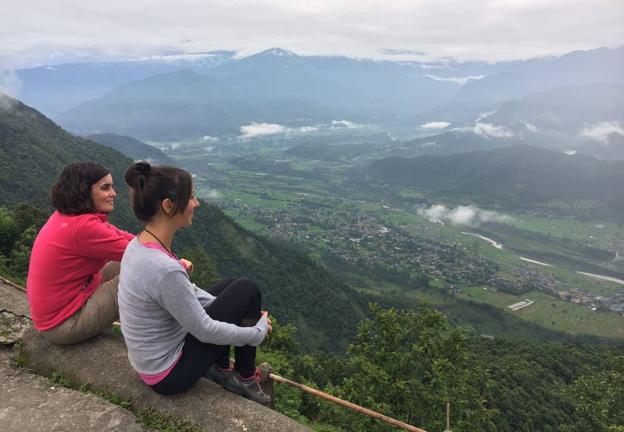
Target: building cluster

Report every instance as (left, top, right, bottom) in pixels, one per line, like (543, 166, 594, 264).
(223, 199, 497, 287)
(220, 197, 624, 315)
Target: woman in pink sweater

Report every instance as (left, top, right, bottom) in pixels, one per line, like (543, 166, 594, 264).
(27, 162, 134, 344)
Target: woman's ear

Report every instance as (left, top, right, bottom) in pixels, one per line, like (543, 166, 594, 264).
(161, 198, 174, 217)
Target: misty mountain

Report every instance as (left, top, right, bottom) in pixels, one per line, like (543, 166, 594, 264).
(86, 133, 174, 165)
(54, 48, 468, 139)
(12, 51, 236, 117)
(365, 145, 624, 218)
(0, 93, 366, 351)
(375, 130, 521, 160)
(395, 83, 624, 160)
(207, 48, 460, 120)
(55, 69, 257, 139)
(448, 46, 624, 109)
(56, 68, 344, 140)
(14, 47, 496, 122)
(485, 83, 624, 153)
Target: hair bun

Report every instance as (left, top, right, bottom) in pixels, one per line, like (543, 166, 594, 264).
(125, 161, 152, 189)
(135, 161, 151, 173)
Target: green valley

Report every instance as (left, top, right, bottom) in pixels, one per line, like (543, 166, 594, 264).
(160, 135, 624, 343)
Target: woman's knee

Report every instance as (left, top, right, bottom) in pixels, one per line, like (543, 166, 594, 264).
(101, 261, 121, 282)
(233, 278, 261, 302)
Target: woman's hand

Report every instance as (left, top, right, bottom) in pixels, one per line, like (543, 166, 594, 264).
(180, 258, 194, 274)
(262, 310, 272, 333)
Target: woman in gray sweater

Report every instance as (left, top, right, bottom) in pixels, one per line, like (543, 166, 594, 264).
(118, 161, 271, 405)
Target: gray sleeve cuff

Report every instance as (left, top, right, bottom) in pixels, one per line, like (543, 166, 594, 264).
(250, 315, 269, 346)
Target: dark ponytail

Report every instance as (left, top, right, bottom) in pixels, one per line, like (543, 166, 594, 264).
(125, 161, 193, 223)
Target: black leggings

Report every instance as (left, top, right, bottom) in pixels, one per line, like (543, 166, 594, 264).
(150, 278, 262, 395)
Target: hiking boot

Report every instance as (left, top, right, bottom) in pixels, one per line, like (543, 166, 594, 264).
(205, 364, 233, 386)
(224, 368, 271, 406)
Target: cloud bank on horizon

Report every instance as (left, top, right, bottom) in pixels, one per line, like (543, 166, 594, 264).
(0, 0, 622, 69)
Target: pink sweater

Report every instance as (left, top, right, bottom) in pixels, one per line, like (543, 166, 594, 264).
(27, 211, 134, 331)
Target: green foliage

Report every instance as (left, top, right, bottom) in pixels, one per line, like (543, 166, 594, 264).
(317, 304, 494, 431)
(0, 204, 43, 283)
(562, 355, 624, 431)
(0, 207, 18, 255)
(50, 371, 73, 388)
(181, 246, 220, 288)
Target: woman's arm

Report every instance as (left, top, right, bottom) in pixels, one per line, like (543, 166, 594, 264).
(156, 267, 268, 347)
(74, 215, 133, 261)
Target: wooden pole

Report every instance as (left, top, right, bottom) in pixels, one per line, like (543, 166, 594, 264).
(269, 372, 427, 432)
(0, 275, 26, 292)
(444, 402, 452, 432)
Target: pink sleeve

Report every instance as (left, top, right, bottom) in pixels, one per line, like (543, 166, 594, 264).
(111, 224, 135, 241)
(74, 216, 131, 261)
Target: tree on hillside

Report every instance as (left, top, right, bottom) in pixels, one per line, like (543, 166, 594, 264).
(562, 355, 624, 432)
(319, 304, 496, 431)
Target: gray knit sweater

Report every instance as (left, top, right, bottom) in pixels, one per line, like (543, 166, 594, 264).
(118, 238, 269, 375)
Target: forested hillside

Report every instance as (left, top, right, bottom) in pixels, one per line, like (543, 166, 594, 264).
(86, 133, 174, 165)
(366, 145, 624, 219)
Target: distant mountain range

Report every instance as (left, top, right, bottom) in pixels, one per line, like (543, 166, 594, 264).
(7, 45, 623, 156)
(13, 48, 516, 120)
(448, 46, 624, 109)
(13, 51, 237, 117)
(365, 145, 624, 219)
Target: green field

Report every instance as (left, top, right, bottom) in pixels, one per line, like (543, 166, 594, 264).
(460, 286, 624, 339)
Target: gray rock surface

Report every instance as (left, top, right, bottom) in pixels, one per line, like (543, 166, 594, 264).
(0, 280, 311, 432)
(0, 350, 146, 432)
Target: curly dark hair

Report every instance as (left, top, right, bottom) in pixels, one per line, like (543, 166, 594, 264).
(125, 161, 192, 223)
(51, 162, 111, 215)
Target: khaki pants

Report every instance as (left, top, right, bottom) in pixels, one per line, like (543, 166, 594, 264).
(41, 261, 120, 344)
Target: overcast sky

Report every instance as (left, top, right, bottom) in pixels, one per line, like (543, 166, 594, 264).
(1, 0, 623, 69)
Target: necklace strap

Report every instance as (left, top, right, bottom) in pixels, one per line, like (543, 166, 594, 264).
(143, 228, 174, 256)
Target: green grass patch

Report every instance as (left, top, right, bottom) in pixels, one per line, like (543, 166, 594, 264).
(459, 286, 624, 339)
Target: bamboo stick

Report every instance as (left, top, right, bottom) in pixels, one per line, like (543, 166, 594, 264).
(269, 372, 427, 432)
(0, 275, 26, 292)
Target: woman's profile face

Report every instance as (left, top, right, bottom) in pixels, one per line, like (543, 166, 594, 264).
(91, 174, 116, 213)
(177, 187, 200, 228)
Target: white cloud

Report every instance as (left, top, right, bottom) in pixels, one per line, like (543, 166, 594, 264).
(202, 135, 218, 142)
(239, 122, 286, 138)
(524, 122, 539, 133)
(424, 74, 484, 85)
(1, 0, 622, 69)
(331, 120, 361, 129)
(298, 126, 318, 133)
(0, 92, 15, 111)
(580, 121, 624, 144)
(417, 204, 513, 226)
(206, 189, 221, 199)
(475, 110, 496, 122)
(420, 121, 450, 130)
(473, 122, 514, 139)
(564, 149, 578, 155)
(0, 70, 22, 98)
